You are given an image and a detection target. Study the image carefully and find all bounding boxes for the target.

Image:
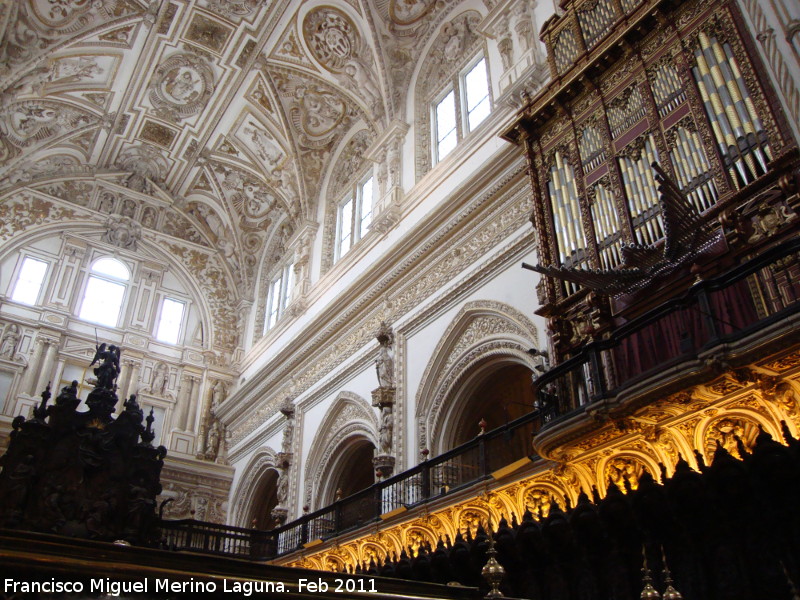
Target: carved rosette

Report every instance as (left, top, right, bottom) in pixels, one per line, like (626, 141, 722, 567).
(149, 53, 215, 121)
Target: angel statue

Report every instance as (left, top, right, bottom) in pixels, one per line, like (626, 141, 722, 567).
(90, 343, 121, 390)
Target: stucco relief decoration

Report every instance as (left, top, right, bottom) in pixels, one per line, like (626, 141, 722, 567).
(201, 0, 266, 19)
(235, 118, 286, 177)
(215, 164, 287, 224)
(102, 213, 142, 250)
(388, 0, 436, 25)
(292, 84, 347, 141)
(116, 144, 169, 193)
(3, 155, 83, 187)
(149, 53, 215, 121)
(302, 7, 382, 114)
(0, 100, 95, 164)
(1, 0, 140, 68)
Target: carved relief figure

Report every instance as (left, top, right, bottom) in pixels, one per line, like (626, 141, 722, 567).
(379, 406, 393, 454)
(375, 321, 395, 388)
(141, 206, 157, 229)
(0, 324, 21, 360)
(241, 124, 284, 172)
(151, 363, 169, 396)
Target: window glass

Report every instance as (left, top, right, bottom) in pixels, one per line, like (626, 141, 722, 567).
(435, 90, 457, 161)
(79, 276, 126, 327)
(156, 298, 185, 344)
(11, 257, 48, 305)
(92, 257, 130, 280)
(464, 58, 490, 130)
(267, 275, 282, 331)
(359, 177, 374, 238)
(283, 265, 294, 309)
(339, 197, 354, 257)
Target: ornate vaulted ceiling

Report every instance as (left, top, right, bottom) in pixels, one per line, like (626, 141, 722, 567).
(0, 0, 472, 356)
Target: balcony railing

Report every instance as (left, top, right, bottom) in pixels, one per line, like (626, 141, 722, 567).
(535, 238, 800, 424)
(159, 518, 276, 560)
(158, 409, 543, 560)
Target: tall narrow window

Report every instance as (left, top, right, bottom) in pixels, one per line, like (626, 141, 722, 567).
(79, 257, 129, 327)
(266, 273, 283, 331)
(11, 257, 48, 305)
(336, 174, 375, 261)
(156, 298, 185, 344)
(463, 58, 490, 131)
(430, 53, 491, 167)
(263, 261, 295, 334)
(434, 90, 457, 162)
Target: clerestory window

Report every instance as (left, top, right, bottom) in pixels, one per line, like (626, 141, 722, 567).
(432, 56, 491, 164)
(335, 174, 374, 262)
(264, 261, 295, 334)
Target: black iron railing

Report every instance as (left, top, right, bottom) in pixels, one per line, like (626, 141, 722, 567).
(535, 238, 800, 424)
(159, 518, 276, 560)
(158, 409, 542, 559)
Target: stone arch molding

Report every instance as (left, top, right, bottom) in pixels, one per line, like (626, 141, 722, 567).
(304, 392, 379, 510)
(416, 300, 540, 455)
(230, 446, 279, 528)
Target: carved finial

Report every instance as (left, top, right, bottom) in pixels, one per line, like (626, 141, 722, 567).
(641, 547, 661, 599)
(481, 524, 505, 599)
(661, 546, 683, 600)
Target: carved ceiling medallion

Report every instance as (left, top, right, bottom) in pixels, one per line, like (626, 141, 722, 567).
(149, 53, 215, 120)
(388, 0, 435, 25)
(292, 85, 346, 139)
(303, 7, 360, 73)
(29, 0, 95, 30)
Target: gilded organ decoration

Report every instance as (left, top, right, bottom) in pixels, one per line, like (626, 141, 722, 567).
(149, 53, 215, 121)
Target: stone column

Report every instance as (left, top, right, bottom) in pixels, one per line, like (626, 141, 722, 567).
(175, 374, 192, 431)
(34, 339, 58, 396)
(184, 376, 201, 433)
(125, 360, 142, 399)
(22, 337, 46, 396)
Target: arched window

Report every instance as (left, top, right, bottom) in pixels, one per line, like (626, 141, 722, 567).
(78, 257, 130, 327)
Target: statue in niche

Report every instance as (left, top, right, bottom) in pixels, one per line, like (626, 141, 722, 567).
(374, 321, 394, 388)
(151, 363, 169, 396)
(379, 406, 393, 455)
(276, 471, 289, 506)
(141, 206, 157, 229)
(120, 198, 136, 218)
(205, 416, 224, 461)
(0, 324, 20, 360)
